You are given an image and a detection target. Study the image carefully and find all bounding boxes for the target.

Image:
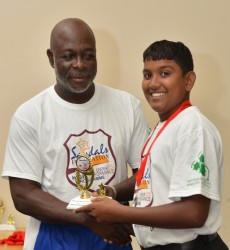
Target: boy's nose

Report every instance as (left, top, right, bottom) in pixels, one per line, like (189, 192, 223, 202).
(149, 75, 160, 88)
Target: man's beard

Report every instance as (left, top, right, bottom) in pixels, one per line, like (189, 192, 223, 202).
(55, 69, 94, 94)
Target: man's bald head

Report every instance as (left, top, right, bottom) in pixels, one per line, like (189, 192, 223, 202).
(49, 18, 96, 51)
(47, 18, 97, 102)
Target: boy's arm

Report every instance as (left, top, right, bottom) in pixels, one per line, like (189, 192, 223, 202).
(76, 194, 210, 229)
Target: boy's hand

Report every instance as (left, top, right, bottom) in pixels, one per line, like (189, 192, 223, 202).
(74, 197, 121, 223)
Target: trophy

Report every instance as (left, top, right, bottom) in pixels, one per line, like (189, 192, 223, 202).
(0, 199, 16, 231)
(75, 152, 94, 199)
(0, 199, 5, 223)
(67, 153, 106, 209)
(7, 214, 15, 225)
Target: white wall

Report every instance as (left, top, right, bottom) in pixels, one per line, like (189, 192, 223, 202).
(0, 1, 229, 249)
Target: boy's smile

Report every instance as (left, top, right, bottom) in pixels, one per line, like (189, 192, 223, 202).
(142, 59, 195, 121)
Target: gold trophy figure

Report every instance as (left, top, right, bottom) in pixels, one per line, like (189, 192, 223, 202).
(98, 183, 106, 198)
(0, 199, 5, 223)
(7, 214, 15, 225)
(75, 153, 94, 199)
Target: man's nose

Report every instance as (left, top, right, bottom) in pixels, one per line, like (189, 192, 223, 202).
(72, 57, 85, 70)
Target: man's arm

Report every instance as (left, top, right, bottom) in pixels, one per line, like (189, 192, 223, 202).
(10, 177, 84, 224)
(9, 177, 133, 246)
(112, 172, 137, 201)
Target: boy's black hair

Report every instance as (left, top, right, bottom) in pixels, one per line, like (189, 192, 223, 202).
(143, 40, 194, 75)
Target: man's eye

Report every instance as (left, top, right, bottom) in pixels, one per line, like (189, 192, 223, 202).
(63, 55, 73, 61)
(83, 54, 95, 61)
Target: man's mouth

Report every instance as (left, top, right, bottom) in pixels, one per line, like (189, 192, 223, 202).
(71, 72, 89, 78)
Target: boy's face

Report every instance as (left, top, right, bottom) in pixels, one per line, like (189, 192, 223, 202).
(142, 59, 194, 121)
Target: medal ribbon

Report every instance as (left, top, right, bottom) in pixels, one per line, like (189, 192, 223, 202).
(136, 100, 192, 186)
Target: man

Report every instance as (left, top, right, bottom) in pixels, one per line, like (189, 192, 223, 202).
(2, 18, 149, 250)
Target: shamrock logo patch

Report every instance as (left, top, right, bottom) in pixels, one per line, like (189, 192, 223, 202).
(191, 153, 209, 181)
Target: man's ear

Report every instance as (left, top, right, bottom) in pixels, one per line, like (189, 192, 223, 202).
(185, 71, 196, 91)
(47, 49, 54, 68)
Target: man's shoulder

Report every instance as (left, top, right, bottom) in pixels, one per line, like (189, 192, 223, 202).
(14, 85, 53, 115)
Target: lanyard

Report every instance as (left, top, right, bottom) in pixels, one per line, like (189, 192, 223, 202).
(136, 100, 192, 186)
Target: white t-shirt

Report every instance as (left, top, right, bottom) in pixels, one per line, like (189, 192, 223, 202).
(2, 83, 149, 250)
(133, 106, 224, 248)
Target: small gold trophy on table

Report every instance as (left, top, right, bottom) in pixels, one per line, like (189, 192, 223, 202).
(0, 199, 5, 224)
(67, 153, 106, 209)
(0, 199, 15, 230)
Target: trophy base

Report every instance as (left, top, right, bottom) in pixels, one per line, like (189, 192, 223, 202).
(66, 196, 91, 209)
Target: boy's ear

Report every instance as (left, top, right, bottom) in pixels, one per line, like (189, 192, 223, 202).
(47, 49, 55, 68)
(185, 71, 196, 91)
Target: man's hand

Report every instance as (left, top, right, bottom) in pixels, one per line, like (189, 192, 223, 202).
(89, 218, 133, 246)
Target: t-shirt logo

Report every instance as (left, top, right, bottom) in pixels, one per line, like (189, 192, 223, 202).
(191, 152, 209, 181)
(64, 129, 116, 191)
(133, 167, 153, 208)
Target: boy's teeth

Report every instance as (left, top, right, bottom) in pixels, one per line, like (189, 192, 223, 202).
(152, 93, 164, 97)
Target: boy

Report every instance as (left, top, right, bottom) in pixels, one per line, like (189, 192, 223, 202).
(75, 40, 229, 250)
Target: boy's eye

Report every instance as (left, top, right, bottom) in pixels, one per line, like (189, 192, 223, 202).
(161, 71, 170, 77)
(143, 72, 152, 79)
